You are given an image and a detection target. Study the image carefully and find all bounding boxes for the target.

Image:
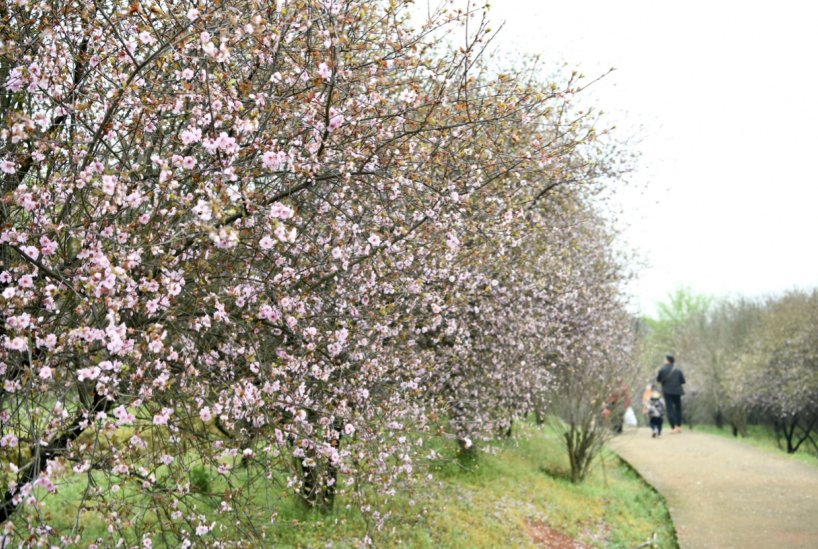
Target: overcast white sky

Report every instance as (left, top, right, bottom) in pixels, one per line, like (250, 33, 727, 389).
(419, 1, 818, 315)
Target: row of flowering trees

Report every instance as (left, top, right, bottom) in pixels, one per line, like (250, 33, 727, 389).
(0, 0, 634, 545)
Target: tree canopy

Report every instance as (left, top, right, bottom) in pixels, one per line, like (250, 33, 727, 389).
(0, 0, 635, 545)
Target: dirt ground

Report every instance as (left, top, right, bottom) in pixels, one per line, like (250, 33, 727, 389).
(525, 519, 589, 549)
(609, 427, 818, 549)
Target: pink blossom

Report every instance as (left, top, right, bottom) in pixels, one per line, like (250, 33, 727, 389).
(258, 304, 281, 322)
(73, 461, 91, 474)
(215, 132, 237, 153)
(18, 274, 34, 288)
(38, 333, 57, 349)
(4, 68, 23, 92)
(113, 406, 135, 426)
(180, 127, 202, 144)
(199, 407, 212, 422)
(269, 202, 294, 220)
(153, 408, 172, 426)
(210, 226, 239, 249)
(101, 175, 117, 195)
(274, 225, 296, 243)
(148, 338, 164, 353)
(181, 68, 195, 81)
(6, 314, 31, 330)
(261, 150, 286, 170)
(39, 235, 58, 256)
(187, 8, 200, 21)
(35, 475, 57, 494)
(106, 317, 130, 356)
(4, 336, 27, 352)
(17, 193, 36, 211)
(0, 434, 18, 448)
(259, 236, 275, 250)
(202, 138, 220, 154)
(318, 62, 332, 81)
(367, 234, 381, 247)
(0, 159, 16, 174)
(181, 156, 197, 170)
(20, 245, 38, 260)
(77, 366, 101, 381)
(327, 113, 344, 132)
(446, 233, 460, 251)
(399, 88, 417, 103)
(192, 199, 212, 221)
(38, 366, 52, 380)
(125, 191, 145, 208)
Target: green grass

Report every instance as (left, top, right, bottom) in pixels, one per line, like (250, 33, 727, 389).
(264, 421, 677, 548)
(22, 421, 676, 547)
(414, 425, 675, 547)
(692, 423, 818, 467)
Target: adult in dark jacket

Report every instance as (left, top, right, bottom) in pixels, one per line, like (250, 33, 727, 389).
(657, 354, 685, 433)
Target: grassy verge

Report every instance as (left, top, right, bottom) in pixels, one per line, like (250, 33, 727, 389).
(25, 421, 676, 547)
(691, 423, 818, 467)
(273, 420, 676, 548)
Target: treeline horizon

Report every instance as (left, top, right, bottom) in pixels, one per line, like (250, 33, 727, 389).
(638, 287, 818, 454)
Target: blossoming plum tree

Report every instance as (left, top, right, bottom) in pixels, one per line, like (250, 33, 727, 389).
(729, 292, 818, 453)
(0, 0, 634, 544)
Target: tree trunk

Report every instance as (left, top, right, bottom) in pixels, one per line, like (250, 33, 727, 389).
(504, 418, 514, 439)
(297, 417, 342, 513)
(564, 422, 597, 484)
(714, 409, 724, 429)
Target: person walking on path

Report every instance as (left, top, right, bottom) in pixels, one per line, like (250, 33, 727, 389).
(647, 387, 666, 437)
(656, 354, 685, 433)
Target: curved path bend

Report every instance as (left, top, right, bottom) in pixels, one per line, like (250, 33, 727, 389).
(608, 428, 818, 549)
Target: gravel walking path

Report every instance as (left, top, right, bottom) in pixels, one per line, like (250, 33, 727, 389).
(609, 428, 818, 548)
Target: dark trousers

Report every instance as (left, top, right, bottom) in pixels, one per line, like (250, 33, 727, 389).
(649, 417, 663, 435)
(665, 394, 682, 428)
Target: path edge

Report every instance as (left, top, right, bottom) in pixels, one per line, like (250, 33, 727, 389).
(606, 446, 680, 549)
